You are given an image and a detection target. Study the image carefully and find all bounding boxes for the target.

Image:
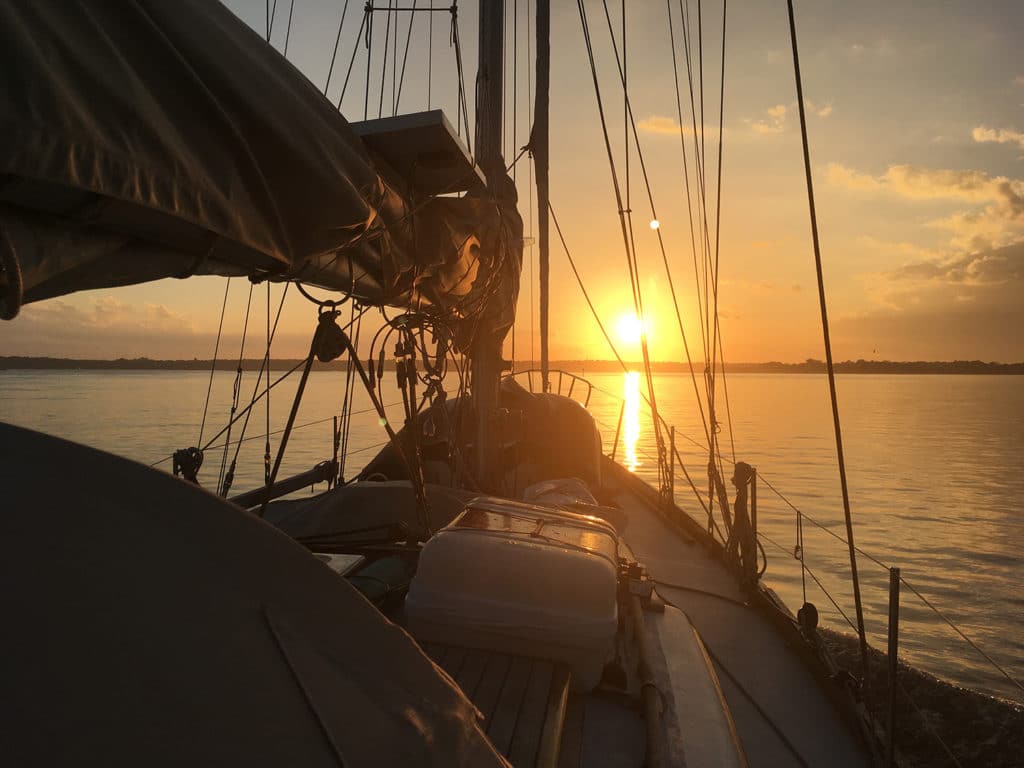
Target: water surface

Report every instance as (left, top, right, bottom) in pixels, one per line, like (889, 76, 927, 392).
(1, 369, 1021, 702)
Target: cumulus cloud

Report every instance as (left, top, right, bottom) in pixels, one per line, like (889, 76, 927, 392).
(972, 125, 1024, 153)
(748, 101, 830, 135)
(834, 241, 1024, 360)
(1, 297, 200, 358)
(752, 104, 786, 134)
(888, 243, 1023, 286)
(637, 115, 719, 139)
(827, 163, 1021, 203)
(827, 163, 1024, 250)
(805, 99, 833, 118)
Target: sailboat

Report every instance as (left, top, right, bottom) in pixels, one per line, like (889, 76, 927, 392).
(1, 1, 885, 765)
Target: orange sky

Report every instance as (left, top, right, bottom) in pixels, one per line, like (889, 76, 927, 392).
(3, 0, 1023, 362)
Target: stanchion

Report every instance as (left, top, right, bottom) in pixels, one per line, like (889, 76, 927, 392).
(887, 567, 901, 767)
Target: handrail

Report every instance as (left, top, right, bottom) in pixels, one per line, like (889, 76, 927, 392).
(504, 367, 593, 406)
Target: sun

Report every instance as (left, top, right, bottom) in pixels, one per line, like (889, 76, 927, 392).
(615, 312, 644, 345)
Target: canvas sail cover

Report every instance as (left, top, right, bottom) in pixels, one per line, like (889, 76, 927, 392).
(0, 0, 521, 345)
(0, 422, 510, 766)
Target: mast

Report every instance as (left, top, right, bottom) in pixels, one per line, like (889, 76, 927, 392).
(535, 0, 550, 392)
(472, 0, 505, 489)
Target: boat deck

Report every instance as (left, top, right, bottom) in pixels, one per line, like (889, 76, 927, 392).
(265, 471, 876, 766)
(608, 474, 874, 767)
(421, 642, 645, 768)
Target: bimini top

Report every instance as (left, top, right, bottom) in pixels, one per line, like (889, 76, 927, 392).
(0, 0, 520, 345)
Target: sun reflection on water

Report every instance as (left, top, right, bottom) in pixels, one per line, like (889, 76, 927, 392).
(623, 371, 641, 472)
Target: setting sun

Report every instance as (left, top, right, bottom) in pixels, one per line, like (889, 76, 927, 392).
(615, 312, 646, 345)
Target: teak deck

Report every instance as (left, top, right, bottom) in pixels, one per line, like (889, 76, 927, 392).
(422, 643, 570, 768)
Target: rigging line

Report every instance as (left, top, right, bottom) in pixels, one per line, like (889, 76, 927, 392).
(758, 530, 858, 636)
(501, 0, 507, 160)
(451, 6, 472, 156)
(218, 281, 256, 495)
(378, 0, 393, 118)
(364, 4, 373, 119)
(203, 358, 308, 453)
(338, 305, 364, 481)
(589, 379, 709, 452)
(512, 0, 518, 183)
(614, 0, 669, 490)
(527, 0, 535, 366)
(394, 0, 418, 111)
(706, 0, 728, 451)
(597, 0, 711, 448)
(602, 0, 670, 486)
(265, 282, 273, 483)
(695, 0, 712, 367)
(336, 300, 359, 481)
(715, 322, 737, 464)
(663, 3, 704, 378)
(786, 0, 868, 672)
(324, 0, 353, 95)
(899, 578, 1024, 694)
(769, 469, 1024, 693)
(283, 0, 296, 57)
(392, 0, 399, 114)
(665, 0, 706, 336)
(198, 278, 232, 447)
(758, 470, 910, 574)
(552, 201, 710, 517)
(550, 203, 628, 374)
(269, 0, 279, 40)
(798, 508, 807, 604)
(427, 0, 433, 108)
(510, 0, 521, 373)
(684, 0, 713, 376)
(219, 286, 364, 462)
(151, 416, 393, 468)
(579, 0, 665, 470)
(337, 9, 369, 108)
(676, 0, 713, 368)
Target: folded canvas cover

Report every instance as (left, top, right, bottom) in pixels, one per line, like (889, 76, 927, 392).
(0, 0, 520, 344)
(0, 422, 509, 767)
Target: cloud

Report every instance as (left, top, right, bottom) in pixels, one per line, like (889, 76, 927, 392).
(827, 163, 1022, 204)
(637, 115, 719, 139)
(748, 101, 830, 136)
(972, 125, 1024, 153)
(1, 297, 201, 358)
(827, 163, 1024, 250)
(834, 241, 1024, 361)
(888, 244, 1023, 286)
(805, 99, 833, 118)
(751, 104, 786, 134)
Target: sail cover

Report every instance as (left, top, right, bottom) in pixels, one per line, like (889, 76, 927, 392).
(0, 422, 509, 766)
(0, 0, 521, 344)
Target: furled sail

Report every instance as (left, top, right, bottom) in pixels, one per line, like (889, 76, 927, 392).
(0, 0, 521, 345)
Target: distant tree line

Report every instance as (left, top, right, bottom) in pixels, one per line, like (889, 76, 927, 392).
(3, 356, 1023, 374)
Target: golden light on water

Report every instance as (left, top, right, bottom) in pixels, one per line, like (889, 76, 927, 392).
(623, 371, 641, 472)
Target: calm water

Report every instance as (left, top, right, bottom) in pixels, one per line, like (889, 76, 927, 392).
(1, 369, 1021, 702)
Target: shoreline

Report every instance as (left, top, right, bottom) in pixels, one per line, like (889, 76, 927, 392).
(3, 356, 1024, 374)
